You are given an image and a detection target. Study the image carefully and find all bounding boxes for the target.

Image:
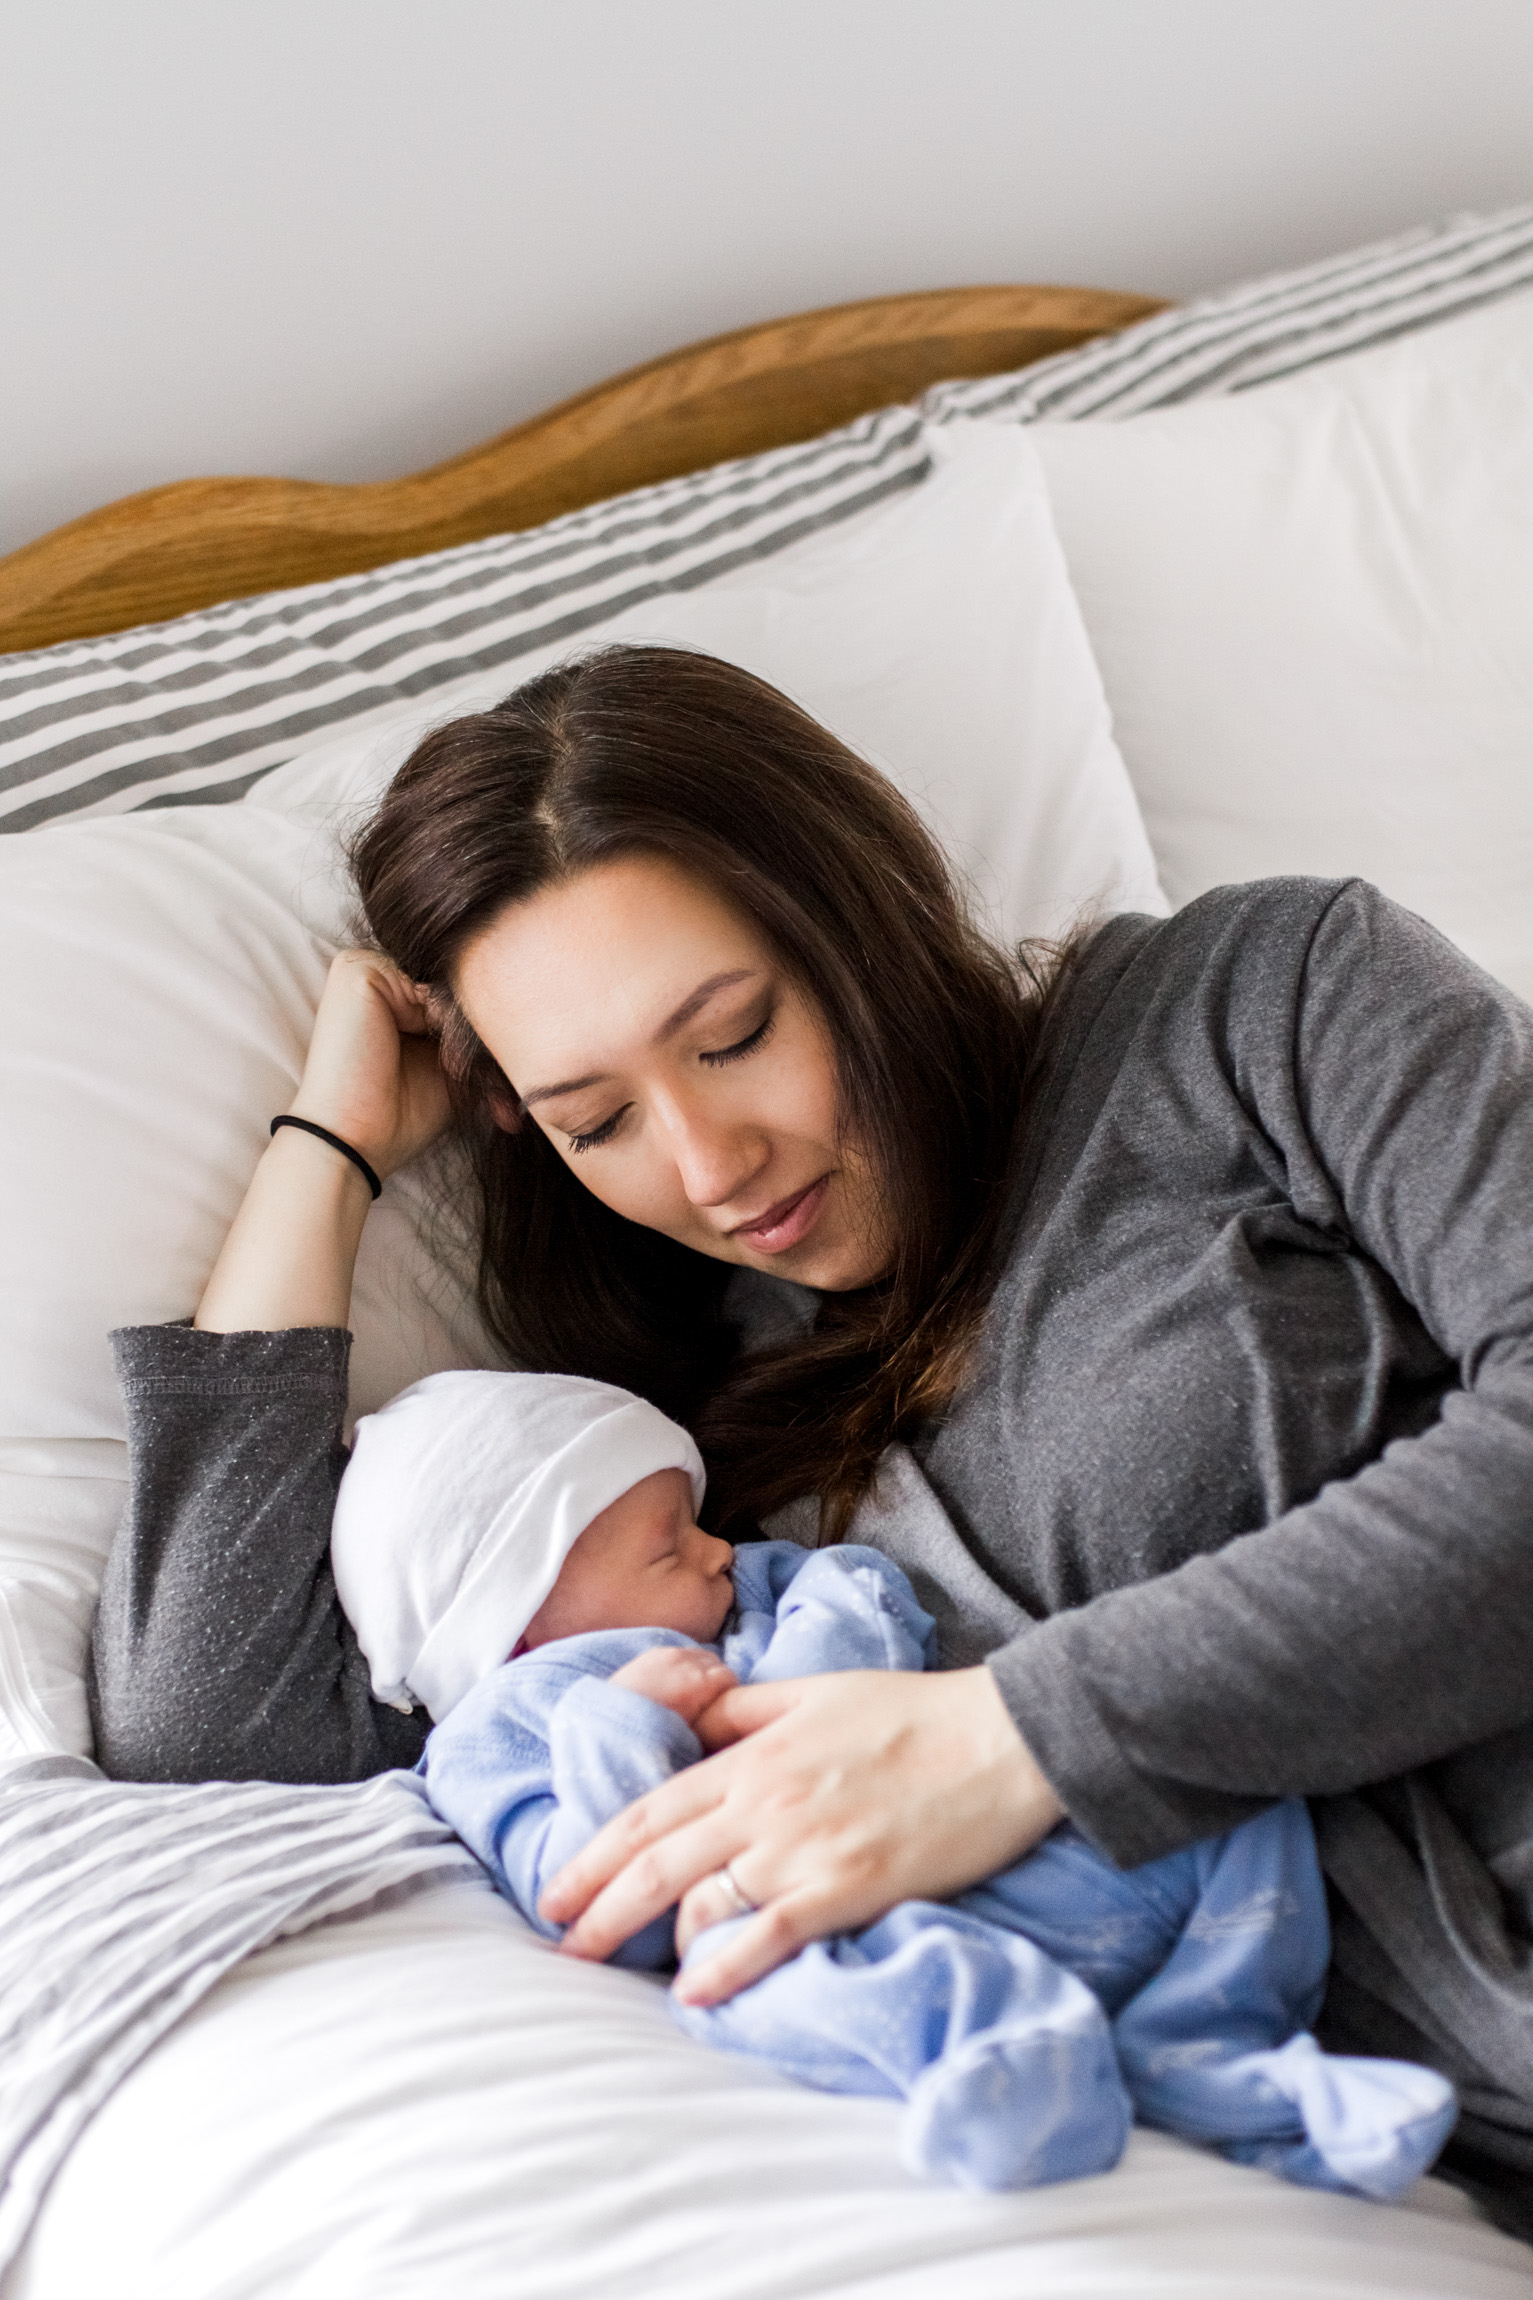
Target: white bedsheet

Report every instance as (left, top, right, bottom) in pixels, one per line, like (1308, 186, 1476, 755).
(11, 1880, 1529, 2300)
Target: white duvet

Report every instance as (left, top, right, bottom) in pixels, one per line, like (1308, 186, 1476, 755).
(10, 1880, 1529, 2300)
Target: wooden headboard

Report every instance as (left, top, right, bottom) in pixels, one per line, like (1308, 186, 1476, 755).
(0, 283, 1161, 655)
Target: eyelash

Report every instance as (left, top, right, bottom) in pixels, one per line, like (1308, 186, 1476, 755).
(566, 1114, 622, 1156)
(566, 1012, 775, 1154)
(701, 1013, 774, 1068)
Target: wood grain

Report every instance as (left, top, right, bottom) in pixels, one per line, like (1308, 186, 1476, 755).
(0, 283, 1162, 655)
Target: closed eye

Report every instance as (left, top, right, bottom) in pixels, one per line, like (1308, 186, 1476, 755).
(700, 1012, 774, 1067)
(566, 1011, 773, 1152)
(567, 1108, 628, 1155)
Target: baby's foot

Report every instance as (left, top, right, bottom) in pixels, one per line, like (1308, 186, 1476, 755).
(902, 2016, 1132, 2190)
(1221, 2033, 1458, 2199)
(610, 1646, 738, 1726)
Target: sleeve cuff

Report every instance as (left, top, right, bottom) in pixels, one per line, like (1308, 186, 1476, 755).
(110, 1320, 351, 1399)
(986, 1616, 1232, 1870)
(554, 1676, 704, 1771)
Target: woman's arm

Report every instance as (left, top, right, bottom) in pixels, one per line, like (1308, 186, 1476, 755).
(987, 883, 1533, 1867)
(197, 948, 450, 1332)
(91, 949, 453, 1781)
(89, 1322, 430, 1781)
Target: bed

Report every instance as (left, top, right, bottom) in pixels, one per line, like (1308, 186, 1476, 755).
(3, 205, 1533, 2298)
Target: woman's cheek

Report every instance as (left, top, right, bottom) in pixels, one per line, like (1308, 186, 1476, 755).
(793, 1022, 844, 1142)
(757, 1027, 836, 1145)
(572, 1137, 698, 1241)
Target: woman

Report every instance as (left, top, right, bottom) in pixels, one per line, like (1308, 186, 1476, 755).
(91, 647, 1533, 2224)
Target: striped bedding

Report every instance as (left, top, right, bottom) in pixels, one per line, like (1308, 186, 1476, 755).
(0, 1756, 478, 2276)
(923, 197, 1533, 419)
(4, 204, 1533, 2266)
(3, 200, 1531, 835)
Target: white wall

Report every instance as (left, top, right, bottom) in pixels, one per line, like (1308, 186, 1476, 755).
(4, 0, 1531, 558)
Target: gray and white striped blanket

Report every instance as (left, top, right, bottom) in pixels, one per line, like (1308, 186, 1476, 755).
(0, 1756, 478, 2274)
(5, 202, 1533, 2265)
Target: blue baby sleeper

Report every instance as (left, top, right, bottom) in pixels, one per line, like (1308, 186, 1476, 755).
(423, 1542, 1455, 2194)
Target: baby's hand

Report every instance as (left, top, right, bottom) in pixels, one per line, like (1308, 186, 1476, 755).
(610, 1647, 738, 1727)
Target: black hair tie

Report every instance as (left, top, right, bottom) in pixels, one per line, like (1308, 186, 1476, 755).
(269, 1115, 383, 1200)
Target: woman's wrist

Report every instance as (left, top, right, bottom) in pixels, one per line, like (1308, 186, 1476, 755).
(957, 1664, 1066, 1852)
(286, 1092, 397, 1181)
(270, 1114, 382, 1200)
(194, 1124, 372, 1333)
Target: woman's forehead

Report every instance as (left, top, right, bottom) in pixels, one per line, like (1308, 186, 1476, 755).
(455, 854, 768, 1083)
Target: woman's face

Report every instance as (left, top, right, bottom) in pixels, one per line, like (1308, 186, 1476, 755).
(454, 854, 892, 1291)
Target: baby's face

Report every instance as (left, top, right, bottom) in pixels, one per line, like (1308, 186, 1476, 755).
(520, 1469, 734, 1650)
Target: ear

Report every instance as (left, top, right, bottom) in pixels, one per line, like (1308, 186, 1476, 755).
(484, 1079, 523, 1134)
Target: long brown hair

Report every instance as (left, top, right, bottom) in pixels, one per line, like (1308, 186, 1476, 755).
(351, 645, 1057, 1536)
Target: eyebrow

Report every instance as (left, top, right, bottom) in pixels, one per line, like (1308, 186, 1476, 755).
(519, 969, 760, 1109)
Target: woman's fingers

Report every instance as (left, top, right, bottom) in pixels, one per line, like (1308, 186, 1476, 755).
(371, 965, 437, 1035)
(672, 1853, 776, 1961)
(674, 1893, 821, 2006)
(541, 1682, 803, 1935)
(540, 1758, 730, 1928)
(550, 1669, 1067, 2002)
(294, 949, 451, 1175)
(552, 1810, 740, 1961)
(691, 1678, 796, 1751)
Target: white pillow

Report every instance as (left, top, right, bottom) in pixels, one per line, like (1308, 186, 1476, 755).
(0, 809, 497, 1759)
(1027, 289, 1533, 1001)
(0, 422, 1163, 1758)
(254, 423, 1167, 948)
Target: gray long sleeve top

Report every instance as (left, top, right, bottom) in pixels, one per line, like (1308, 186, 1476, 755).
(90, 876, 1533, 1851)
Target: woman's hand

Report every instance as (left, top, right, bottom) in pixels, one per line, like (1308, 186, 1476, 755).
(539, 1666, 1065, 2006)
(196, 950, 452, 1333)
(290, 947, 452, 1180)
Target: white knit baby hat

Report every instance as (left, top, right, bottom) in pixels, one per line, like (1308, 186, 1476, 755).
(331, 1369, 706, 1723)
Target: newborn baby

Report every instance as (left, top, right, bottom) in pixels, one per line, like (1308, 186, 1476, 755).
(332, 1369, 1455, 2197)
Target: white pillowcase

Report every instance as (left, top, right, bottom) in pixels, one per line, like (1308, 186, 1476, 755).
(1028, 288, 1533, 1001)
(0, 809, 498, 1759)
(254, 423, 1167, 948)
(0, 421, 1162, 1759)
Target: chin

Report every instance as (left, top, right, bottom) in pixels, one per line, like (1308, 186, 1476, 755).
(797, 1199, 892, 1292)
(795, 1253, 867, 1292)
(781, 1233, 886, 1293)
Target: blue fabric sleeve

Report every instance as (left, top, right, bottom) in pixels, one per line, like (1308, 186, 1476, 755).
(739, 1544, 937, 1681)
(422, 1633, 702, 1968)
(726, 1540, 817, 1618)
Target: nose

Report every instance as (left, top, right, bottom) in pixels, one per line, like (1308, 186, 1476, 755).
(656, 1092, 769, 1213)
(709, 1535, 734, 1576)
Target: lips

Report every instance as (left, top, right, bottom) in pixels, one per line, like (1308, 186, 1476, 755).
(728, 1174, 830, 1256)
